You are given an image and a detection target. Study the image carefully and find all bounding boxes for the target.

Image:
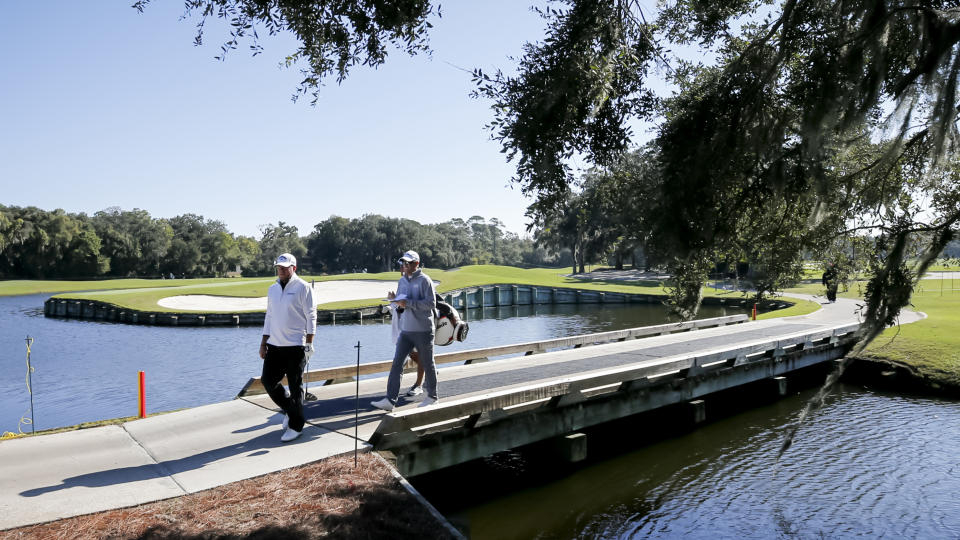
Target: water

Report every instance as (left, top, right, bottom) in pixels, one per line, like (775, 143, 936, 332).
(0, 294, 736, 432)
(428, 384, 960, 539)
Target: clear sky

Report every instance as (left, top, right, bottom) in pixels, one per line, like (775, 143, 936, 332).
(1, 2, 563, 238)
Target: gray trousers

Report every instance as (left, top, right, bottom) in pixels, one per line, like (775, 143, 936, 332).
(386, 331, 437, 404)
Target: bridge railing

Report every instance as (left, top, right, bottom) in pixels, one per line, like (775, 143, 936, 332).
(369, 322, 862, 453)
(237, 314, 749, 397)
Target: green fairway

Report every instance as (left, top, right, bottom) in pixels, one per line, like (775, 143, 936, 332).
(0, 278, 241, 297)
(32, 265, 817, 315)
(46, 266, 674, 312)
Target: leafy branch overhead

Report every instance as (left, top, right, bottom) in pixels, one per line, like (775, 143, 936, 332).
(481, 0, 960, 321)
(133, 0, 439, 103)
(472, 0, 659, 211)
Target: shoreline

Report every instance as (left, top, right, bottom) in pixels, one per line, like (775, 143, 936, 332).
(44, 283, 795, 326)
(845, 356, 960, 398)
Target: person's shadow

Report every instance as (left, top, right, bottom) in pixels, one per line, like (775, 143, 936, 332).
(20, 395, 390, 498)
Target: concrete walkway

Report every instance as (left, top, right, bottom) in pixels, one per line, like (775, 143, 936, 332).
(0, 293, 923, 530)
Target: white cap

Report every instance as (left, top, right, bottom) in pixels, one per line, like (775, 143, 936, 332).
(274, 253, 297, 267)
(398, 250, 420, 264)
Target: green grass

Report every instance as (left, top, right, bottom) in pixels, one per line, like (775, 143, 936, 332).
(39, 264, 819, 315)
(1, 409, 183, 440)
(54, 278, 278, 312)
(786, 279, 960, 385)
(46, 266, 676, 312)
(862, 284, 960, 386)
(924, 261, 960, 272)
(756, 298, 820, 319)
(0, 278, 244, 297)
(321, 265, 680, 309)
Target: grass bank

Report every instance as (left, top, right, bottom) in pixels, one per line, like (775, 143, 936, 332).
(1, 410, 184, 441)
(786, 279, 960, 388)
(859, 285, 960, 388)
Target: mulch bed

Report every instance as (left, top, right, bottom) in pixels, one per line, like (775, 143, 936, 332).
(1, 453, 457, 539)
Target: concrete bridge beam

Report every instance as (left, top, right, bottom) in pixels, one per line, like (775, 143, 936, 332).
(378, 334, 857, 477)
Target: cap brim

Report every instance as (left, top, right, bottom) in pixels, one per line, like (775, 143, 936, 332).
(275, 262, 295, 267)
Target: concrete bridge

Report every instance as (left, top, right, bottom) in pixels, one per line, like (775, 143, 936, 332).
(0, 294, 921, 529)
(238, 307, 863, 477)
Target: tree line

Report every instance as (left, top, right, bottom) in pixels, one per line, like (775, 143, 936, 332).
(0, 205, 565, 279)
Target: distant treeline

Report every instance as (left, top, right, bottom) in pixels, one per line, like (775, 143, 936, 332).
(0, 205, 567, 279)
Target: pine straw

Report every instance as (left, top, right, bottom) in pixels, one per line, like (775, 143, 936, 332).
(1, 453, 456, 540)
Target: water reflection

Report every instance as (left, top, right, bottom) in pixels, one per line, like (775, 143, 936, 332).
(0, 294, 738, 431)
(434, 385, 960, 539)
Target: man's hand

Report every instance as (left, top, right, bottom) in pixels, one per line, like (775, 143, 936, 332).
(259, 343, 267, 360)
(304, 342, 314, 360)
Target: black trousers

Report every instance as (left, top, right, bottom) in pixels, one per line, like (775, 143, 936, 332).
(262, 344, 307, 431)
(826, 286, 838, 302)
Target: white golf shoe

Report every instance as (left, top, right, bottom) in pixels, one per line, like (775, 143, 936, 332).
(418, 396, 439, 407)
(371, 398, 395, 412)
(280, 427, 302, 443)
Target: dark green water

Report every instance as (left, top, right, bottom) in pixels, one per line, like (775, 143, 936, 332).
(415, 383, 960, 539)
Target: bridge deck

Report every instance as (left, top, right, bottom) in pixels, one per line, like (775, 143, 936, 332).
(240, 312, 857, 457)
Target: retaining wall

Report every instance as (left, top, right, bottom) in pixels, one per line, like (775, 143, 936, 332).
(43, 285, 791, 327)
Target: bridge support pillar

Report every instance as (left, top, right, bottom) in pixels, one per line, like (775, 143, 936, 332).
(772, 376, 788, 397)
(688, 399, 706, 425)
(549, 433, 587, 463)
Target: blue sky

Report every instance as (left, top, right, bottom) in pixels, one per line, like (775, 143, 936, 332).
(1, 2, 571, 238)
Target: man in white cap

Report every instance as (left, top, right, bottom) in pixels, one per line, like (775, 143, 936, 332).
(372, 250, 439, 411)
(259, 252, 316, 442)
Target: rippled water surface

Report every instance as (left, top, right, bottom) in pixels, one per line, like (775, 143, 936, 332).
(445, 385, 960, 539)
(0, 294, 736, 431)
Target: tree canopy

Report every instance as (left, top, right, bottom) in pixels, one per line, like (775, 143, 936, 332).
(473, 0, 960, 327)
(139, 0, 959, 329)
(0, 205, 556, 279)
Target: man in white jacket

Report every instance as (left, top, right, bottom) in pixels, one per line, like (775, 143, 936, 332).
(259, 253, 316, 442)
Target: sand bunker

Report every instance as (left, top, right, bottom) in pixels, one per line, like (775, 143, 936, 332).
(157, 280, 395, 311)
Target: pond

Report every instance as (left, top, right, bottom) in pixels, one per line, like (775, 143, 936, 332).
(419, 383, 960, 539)
(0, 293, 739, 433)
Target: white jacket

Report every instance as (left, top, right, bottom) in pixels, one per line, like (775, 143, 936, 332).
(262, 274, 317, 346)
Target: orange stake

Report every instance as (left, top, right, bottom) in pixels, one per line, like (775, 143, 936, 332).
(752, 303, 757, 321)
(138, 371, 146, 418)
